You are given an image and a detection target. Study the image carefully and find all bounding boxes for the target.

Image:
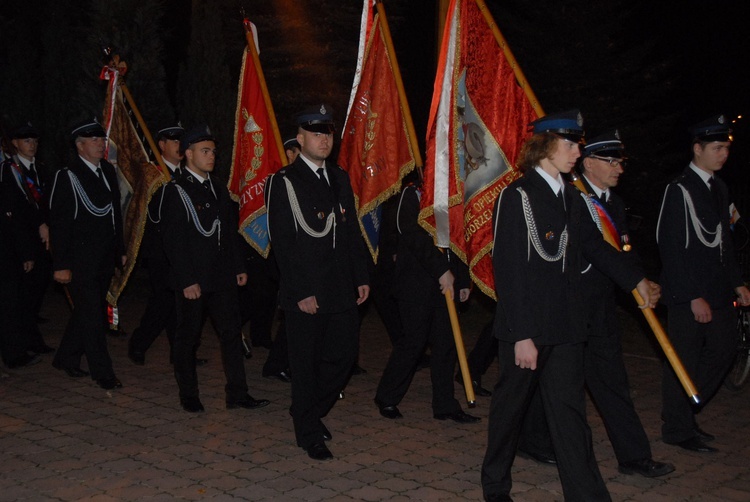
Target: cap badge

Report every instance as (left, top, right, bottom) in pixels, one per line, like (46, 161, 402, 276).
(320, 105, 327, 115)
(718, 115, 725, 124)
(576, 112, 583, 127)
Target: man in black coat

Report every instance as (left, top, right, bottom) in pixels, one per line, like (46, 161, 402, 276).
(481, 111, 660, 502)
(161, 125, 269, 413)
(128, 124, 187, 365)
(49, 120, 126, 390)
(657, 115, 750, 452)
(374, 178, 479, 424)
(265, 105, 369, 460)
(0, 122, 54, 357)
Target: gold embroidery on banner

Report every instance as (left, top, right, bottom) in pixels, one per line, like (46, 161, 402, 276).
(239, 110, 263, 187)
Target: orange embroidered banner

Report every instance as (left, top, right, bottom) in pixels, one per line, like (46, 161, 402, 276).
(338, 0, 415, 262)
(420, 0, 537, 298)
(228, 23, 284, 257)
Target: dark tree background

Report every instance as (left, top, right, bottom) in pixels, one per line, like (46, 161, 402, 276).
(1, 0, 749, 272)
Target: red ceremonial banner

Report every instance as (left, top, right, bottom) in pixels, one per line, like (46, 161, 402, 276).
(339, 2, 415, 262)
(420, 0, 538, 298)
(228, 38, 284, 257)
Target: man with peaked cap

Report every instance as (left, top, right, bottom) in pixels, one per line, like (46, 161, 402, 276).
(49, 119, 126, 390)
(161, 124, 269, 413)
(0, 122, 55, 361)
(265, 105, 370, 460)
(481, 111, 661, 501)
(657, 115, 750, 452)
(517, 130, 675, 477)
(128, 123, 194, 365)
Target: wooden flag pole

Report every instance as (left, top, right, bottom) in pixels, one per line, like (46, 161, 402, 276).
(242, 19, 287, 167)
(374, 0, 423, 178)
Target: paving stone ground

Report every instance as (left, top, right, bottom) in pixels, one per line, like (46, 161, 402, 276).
(1, 269, 749, 501)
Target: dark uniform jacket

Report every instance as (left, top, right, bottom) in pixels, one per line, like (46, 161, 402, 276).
(48, 156, 125, 278)
(140, 168, 178, 266)
(0, 156, 48, 262)
(162, 170, 244, 293)
(492, 168, 642, 345)
(657, 166, 744, 308)
(392, 184, 469, 305)
(265, 157, 368, 313)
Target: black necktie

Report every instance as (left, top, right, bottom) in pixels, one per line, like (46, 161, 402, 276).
(203, 179, 215, 198)
(316, 167, 329, 188)
(557, 189, 566, 212)
(27, 162, 37, 182)
(96, 167, 109, 191)
(708, 177, 723, 217)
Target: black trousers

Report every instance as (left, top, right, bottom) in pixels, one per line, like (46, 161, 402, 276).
(662, 303, 735, 443)
(19, 249, 51, 350)
(375, 297, 461, 415)
(481, 342, 610, 502)
(520, 295, 653, 463)
(466, 320, 497, 384)
(262, 314, 289, 376)
(52, 273, 114, 380)
(0, 267, 27, 364)
(130, 258, 176, 355)
(286, 307, 358, 449)
(173, 288, 248, 401)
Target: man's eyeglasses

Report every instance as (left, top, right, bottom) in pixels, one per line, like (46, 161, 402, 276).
(590, 155, 626, 168)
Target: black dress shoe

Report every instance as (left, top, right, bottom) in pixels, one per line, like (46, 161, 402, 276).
(7, 353, 41, 369)
(455, 374, 492, 397)
(305, 442, 333, 460)
(618, 458, 675, 477)
(379, 405, 403, 420)
(667, 436, 717, 453)
(55, 364, 89, 378)
(128, 349, 145, 365)
(97, 377, 123, 390)
(264, 370, 292, 383)
(31, 344, 55, 355)
(320, 421, 332, 441)
(693, 426, 715, 442)
(434, 410, 481, 424)
(517, 448, 557, 465)
(226, 395, 270, 410)
(484, 494, 513, 502)
(181, 398, 205, 413)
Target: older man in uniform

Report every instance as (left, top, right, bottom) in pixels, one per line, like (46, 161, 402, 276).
(577, 131, 675, 476)
(657, 115, 750, 452)
(50, 119, 126, 390)
(265, 105, 369, 460)
(0, 123, 54, 357)
(161, 124, 269, 413)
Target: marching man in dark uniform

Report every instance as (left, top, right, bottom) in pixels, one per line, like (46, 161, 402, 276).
(481, 111, 660, 502)
(374, 175, 480, 424)
(128, 123, 187, 365)
(657, 115, 750, 452)
(0, 122, 55, 358)
(161, 124, 269, 413)
(49, 119, 126, 390)
(265, 105, 370, 460)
